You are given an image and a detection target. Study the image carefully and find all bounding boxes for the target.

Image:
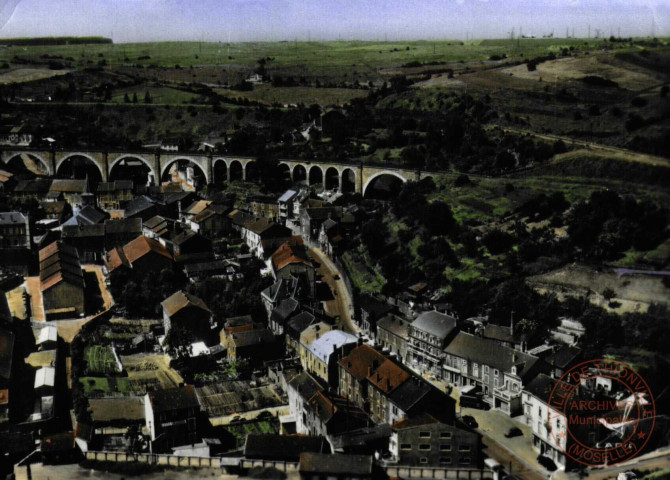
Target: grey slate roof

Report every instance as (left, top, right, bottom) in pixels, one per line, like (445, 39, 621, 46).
(0, 211, 27, 225)
(444, 331, 539, 379)
(288, 371, 325, 402)
(412, 310, 458, 340)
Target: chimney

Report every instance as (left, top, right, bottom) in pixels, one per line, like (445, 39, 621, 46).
(510, 311, 515, 334)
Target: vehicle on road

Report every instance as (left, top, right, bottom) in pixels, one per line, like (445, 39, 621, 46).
(461, 415, 478, 429)
(504, 427, 523, 438)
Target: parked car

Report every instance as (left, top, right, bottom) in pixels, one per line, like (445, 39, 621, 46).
(504, 427, 523, 438)
(460, 392, 490, 410)
(461, 415, 478, 429)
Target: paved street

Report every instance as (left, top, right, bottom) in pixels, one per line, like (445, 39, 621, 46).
(308, 246, 360, 335)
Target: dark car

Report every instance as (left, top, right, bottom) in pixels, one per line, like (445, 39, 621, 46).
(461, 415, 478, 429)
(504, 427, 523, 438)
(536, 455, 558, 471)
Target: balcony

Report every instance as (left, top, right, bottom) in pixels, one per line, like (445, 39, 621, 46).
(493, 387, 519, 402)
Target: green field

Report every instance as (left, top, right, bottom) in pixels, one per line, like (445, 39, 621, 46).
(216, 84, 367, 106)
(0, 38, 638, 81)
(80, 376, 131, 396)
(85, 345, 120, 375)
(110, 86, 200, 105)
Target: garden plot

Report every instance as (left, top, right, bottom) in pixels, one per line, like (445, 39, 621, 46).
(120, 353, 183, 392)
(196, 380, 284, 418)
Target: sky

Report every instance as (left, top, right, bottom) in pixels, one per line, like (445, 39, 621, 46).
(0, 0, 667, 43)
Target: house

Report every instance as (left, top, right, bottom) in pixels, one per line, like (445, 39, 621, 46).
(443, 332, 543, 416)
(144, 385, 200, 452)
(269, 297, 300, 335)
(40, 201, 71, 225)
(250, 196, 280, 221)
(0, 212, 30, 250)
(61, 205, 108, 227)
(184, 259, 240, 281)
(376, 314, 410, 364)
(261, 275, 299, 318)
(96, 180, 133, 210)
(304, 391, 370, 439)
(242, 216, 293, 258)
(278, 189, 299, 222)
(13, 178, 52, 198)
(286, 311, 317, 353)
(161, 291, 214, 344)
(407, 310, 459, 379)
(298, 321, 334, 369)
(551, 318, 586, 346)
(61, 224, 105, 263)
(338, 344, 387, 410)
(106, 235, 174, 273)
(247, 73, 264, 84)
(366, 359, 410, 424)
(298, 452, 373, 480)
(244, 434, 329, 463)
(226, 328, 277, 362)
(544, 345, 582, 379)
(104, 218, 142, 249)
(358, 295, 393, 342)
(47, 179, 90, 206)
(287, 371, 326, 435)
(270, 237, 315, 294)
(190, 204, 231, 237)
(300, 206, 343, 241)
(124, 195, 158, 221)
(33, 324, 58, 351)
(302, 329, 358, 386)
(465, 314, 529, 351)
(143, 215, 173, 239)
(389, 413, 480, 468)
(522, 373, 571, 470)
(0, 125, 32, 146)
(318, 217, 345, 257)
(39, 241, 85, 319)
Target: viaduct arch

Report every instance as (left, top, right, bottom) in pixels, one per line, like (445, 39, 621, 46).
(0, 148, 436, 194)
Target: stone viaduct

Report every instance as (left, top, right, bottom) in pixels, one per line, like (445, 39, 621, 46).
(0, 148, 437, 196)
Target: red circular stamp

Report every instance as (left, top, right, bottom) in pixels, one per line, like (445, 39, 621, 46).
(547, 359, 655, 468)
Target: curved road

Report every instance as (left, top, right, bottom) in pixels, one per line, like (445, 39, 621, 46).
(308, 247, 360, 335)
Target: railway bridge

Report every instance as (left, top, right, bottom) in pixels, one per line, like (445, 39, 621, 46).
(0, 148, 437, 196)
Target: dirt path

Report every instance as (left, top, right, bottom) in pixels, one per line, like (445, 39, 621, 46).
(487, 125, 670, 168)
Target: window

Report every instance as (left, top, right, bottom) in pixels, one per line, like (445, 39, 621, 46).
(420, 458, 428, 464)
(484, 365, 489, 374)
(458, 445, 471, 452)
(419, 444, 431, 451)
(439, 457, 452, 465)
(440, 444, 451, 452)
(400, 443, 412, 450)
(392, 406, 398, 415)
(439, 432, 452, 440)
(459, 457, 471, 465)
(419, 431, 431, 438)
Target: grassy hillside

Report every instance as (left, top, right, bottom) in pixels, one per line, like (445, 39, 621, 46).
(0, 38, 652, 82)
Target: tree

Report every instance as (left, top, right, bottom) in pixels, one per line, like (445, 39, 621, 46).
(422, 201, 456, 236)
(361, 218, 389, 258)
(144, 91, 152, 104)
(123, 93, 130, 103)
(132, 92, 138, 104)
(165, 324, 195, 360)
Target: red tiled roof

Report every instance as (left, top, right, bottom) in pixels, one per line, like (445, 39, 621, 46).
(339, 344, 386, 381)
(107, 236, 173, 271)
(366, 359, 410, 394)
(38, 241, 83, 291)
(271, 236, 312, 271)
